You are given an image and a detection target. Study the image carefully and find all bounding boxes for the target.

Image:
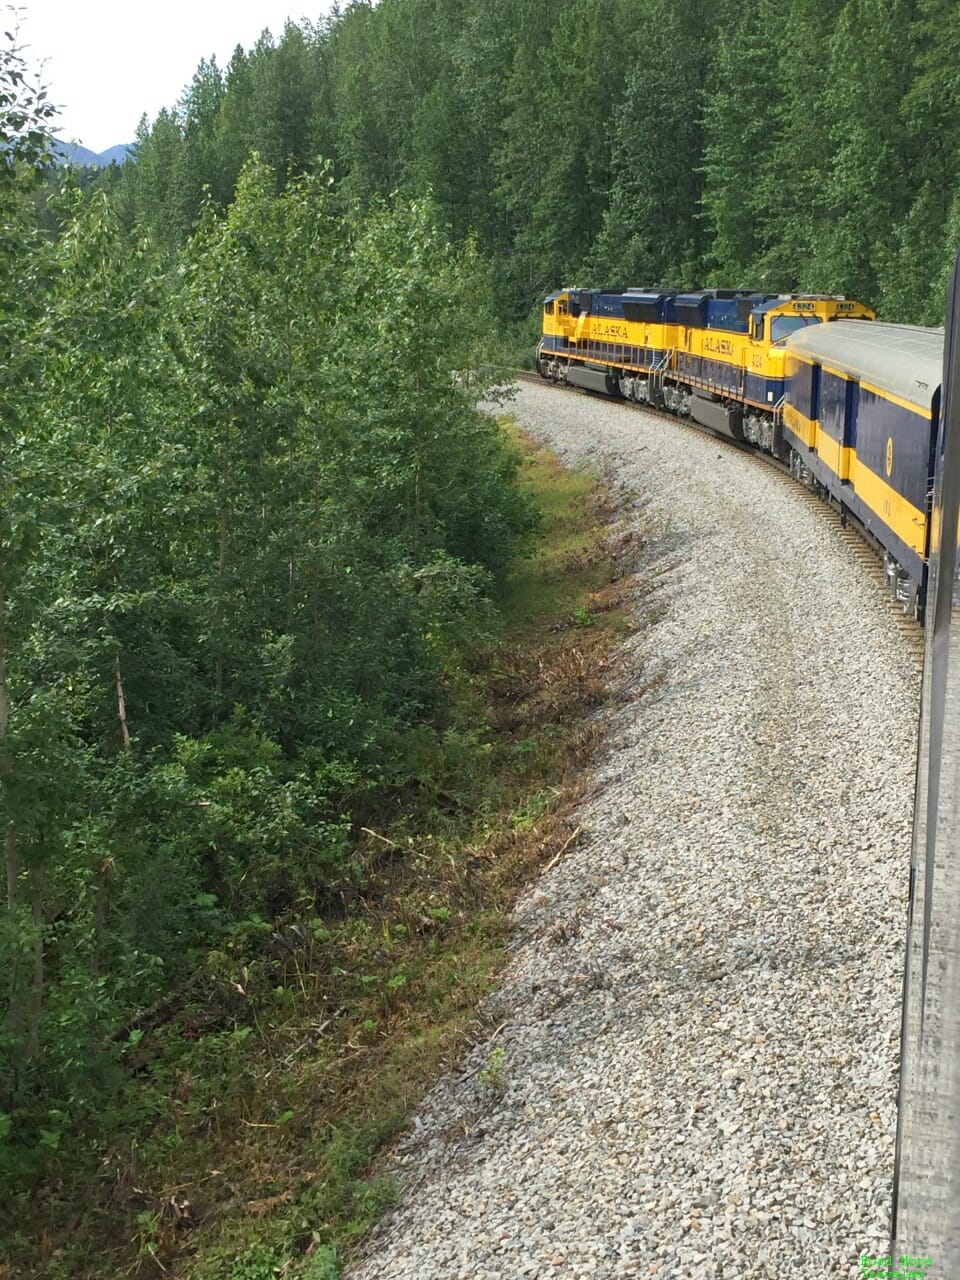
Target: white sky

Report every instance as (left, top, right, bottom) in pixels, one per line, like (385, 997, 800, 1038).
(15, 1, 331, 154)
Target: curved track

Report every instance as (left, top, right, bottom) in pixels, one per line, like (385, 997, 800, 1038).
(519, 370, 925, 662)
(344, 381, 920, 1280)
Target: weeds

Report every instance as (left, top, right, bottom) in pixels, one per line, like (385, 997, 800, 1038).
(477, 1046, 509, 1099)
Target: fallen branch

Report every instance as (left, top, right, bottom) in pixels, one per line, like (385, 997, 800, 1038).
(359, 827, 399, 849)
(542, 826, 583, 874)
(108, 969, 206, 1044)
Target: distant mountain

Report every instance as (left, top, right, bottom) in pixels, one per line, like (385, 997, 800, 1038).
(97, 144, 134, 166)
(53, 140, 134, 168)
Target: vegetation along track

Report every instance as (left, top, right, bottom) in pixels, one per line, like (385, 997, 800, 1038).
(344, 379, 920, 1279)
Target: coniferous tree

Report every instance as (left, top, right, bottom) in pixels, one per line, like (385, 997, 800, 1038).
(592, 0, 718, 288)
(818, 0, 919, 306)
(699, 0, 780, 285)
(876, 0, 960, 319)
(756, 0, 845, 290)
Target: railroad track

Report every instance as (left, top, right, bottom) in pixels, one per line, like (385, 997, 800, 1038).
(509, 369, 926, 668)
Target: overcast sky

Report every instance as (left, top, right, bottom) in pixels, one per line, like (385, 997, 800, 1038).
(15, 1, 330, 154)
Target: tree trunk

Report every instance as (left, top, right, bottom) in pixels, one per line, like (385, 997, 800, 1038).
(0, 592, 15, 912)
(4, 827, 16, 912)
(0, 591, 23, 1047)
(27, 863, 42, 1060)
(92, 857, 110, 980)
(215, 509, 228, 707)
(114, 651, 132, 749)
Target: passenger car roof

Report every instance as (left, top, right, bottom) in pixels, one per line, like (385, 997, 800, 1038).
(787, 320, 944, 410)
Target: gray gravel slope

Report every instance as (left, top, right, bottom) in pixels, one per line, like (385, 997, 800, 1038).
(343, 382, 920, 1280)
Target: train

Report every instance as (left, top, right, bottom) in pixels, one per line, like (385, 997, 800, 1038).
(537, 287, 944, 620)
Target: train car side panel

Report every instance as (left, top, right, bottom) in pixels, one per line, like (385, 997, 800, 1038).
(850, 386, 931, 563)
(816, 366, 857, 482)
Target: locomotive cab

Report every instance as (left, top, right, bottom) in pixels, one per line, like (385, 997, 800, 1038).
(538, 290, 578, 377)
(749, 305, 823, 345)
(750, 296, 874, 348)
(542, 291, 575, 342)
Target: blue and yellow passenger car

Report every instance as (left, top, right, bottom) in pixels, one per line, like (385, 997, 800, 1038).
(783, 321, 942, 613)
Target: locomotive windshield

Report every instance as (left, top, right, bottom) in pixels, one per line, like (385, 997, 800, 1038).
(770, 314, 823, 343)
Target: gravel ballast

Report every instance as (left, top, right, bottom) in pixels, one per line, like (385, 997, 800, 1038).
(344, 381, 921, 1280)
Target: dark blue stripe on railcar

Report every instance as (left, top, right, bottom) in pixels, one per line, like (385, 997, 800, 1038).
(819, 368, 859, 447)
(855, 388, 933, 510)
(787, 360, 820, 421)
(745, 374, 785, 406)
(704, 356, 743, 395)
(678, 354, 746, 395)
(678, 353, 745, 396)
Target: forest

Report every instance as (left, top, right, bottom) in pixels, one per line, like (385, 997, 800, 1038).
(109, 0, 960, 325)
(2, 0, 957, 1275)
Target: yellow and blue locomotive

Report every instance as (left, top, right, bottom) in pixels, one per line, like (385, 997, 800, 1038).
(538, 286, 942, 618)
(538, 287, 873, 448)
